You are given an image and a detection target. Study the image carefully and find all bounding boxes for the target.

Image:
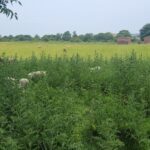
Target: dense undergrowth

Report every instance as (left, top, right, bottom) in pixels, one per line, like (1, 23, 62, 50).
(0, 52, 150, 150)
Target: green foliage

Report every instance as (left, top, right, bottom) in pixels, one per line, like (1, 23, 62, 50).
(117, 30, 131, 38)
(94, 32, 114, 42)
(140, 23, 150, 41)
(0, 53, 150, 149)
(80, 33, 94, 42)
(70, 37, 82, 42)
(62, 31, 72, 41)
(15, 35, 33, 41)
(0, 0, 21, 19)
(41, 34, 62, 42)
(34, 35, 41, 41)
(0, 31, 138, 43)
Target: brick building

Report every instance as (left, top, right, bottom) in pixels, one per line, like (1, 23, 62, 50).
(117, 37, 131, 44)
(144, 36, 150, 44)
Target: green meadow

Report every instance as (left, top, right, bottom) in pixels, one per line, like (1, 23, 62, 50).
(0, 42, 150, 59)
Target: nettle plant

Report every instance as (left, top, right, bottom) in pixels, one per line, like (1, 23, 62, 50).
(0, 54, 150, 149)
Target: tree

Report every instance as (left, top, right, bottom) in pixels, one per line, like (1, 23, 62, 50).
(70, 36, 82, 42)
(117, 30, 131, 38)
(140, 23, 150, 41)
(41, 35, 50, 42)
(71, 31, 82, 42)
(34, 35, 41, 41)
(0, 0, 21, 19)
(62, 31, 72, 41)
(14, 35, 32, 41)
(104, 32, 114, 41)
(72, 31, 77, 38)
(82, 33, 93, 42)
(94, 32, 114, 42)
(55, 33, 62, 41)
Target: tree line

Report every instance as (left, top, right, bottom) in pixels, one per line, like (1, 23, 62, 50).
(0, 30, 140, 42)
(1, 24, 150, 43)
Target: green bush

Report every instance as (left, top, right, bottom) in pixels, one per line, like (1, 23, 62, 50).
(0, 53, 149, 149)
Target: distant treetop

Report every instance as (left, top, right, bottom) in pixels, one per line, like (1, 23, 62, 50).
(117, 30, 131, 38)
(140, 23, 150, 41)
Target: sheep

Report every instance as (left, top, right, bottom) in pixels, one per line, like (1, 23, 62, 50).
(0, 57, 5, 63)
(90, 66, 101, 72)
(8, 57, 16, 64)
(19, 78, 29, 88)
(28, 71, 47, 80)
(0, 57, 16, 64)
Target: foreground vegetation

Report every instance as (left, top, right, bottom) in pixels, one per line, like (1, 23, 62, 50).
(0, 42, 150, 59)
(0, 53, 149, 150)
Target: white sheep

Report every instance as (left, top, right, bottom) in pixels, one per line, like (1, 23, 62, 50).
(19, 78, 29, 88)
(28, 71, 47, 80)
(0, 57, 5, 63)
(8, 57, 16, 63)
(90, 66, 101, 72)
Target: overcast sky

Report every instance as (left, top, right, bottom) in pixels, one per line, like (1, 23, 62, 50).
(0, 0, 150, 36)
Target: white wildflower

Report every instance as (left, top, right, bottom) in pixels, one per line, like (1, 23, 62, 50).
(90, 66, 101, 72)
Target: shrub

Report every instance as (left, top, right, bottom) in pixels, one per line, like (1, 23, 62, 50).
(0, 53, 149, 149)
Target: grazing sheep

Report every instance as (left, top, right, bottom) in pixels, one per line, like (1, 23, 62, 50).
(28, 71, 47, 80)
(19, 78, 29, 88)
(8, 57, 16, 63)
(90, 66, 101, 72)
(0, 57, 16, 64)
(0, 57, 4, 63)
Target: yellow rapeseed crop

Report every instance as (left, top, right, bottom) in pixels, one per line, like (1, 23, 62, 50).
(0, 42, 150, 59)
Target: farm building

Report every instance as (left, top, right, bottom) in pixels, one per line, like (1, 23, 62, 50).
(117, 37, 131, 44)
(144, 36, 150, 44)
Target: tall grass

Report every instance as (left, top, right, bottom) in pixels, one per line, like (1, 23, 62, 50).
(0, 53, 149, 149)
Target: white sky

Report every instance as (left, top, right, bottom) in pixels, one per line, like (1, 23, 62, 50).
(0, 0, 150, 36)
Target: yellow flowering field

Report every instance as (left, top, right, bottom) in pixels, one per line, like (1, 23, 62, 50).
(0, 42, 150, 59)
